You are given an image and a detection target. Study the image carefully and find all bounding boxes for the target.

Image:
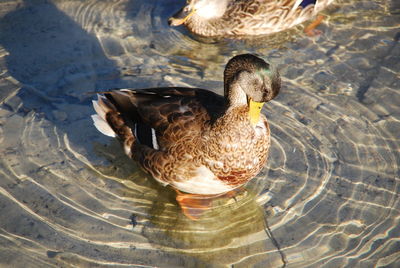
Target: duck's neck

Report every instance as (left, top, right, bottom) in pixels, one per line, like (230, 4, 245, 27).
(225, 82, 247, 109)
(211, 83, 250, 131)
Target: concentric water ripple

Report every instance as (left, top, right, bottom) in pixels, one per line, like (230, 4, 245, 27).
(0, 0, 399, 267)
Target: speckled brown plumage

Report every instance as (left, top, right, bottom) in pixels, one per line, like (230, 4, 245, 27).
(92, 54, 280, 195)
(169, 0, 334, 37)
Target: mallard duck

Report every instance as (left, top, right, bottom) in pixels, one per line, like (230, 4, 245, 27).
(168, 0, 334, 37)
(92, 54, 280, 218)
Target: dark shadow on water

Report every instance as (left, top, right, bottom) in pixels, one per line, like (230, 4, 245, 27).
(0, 0, 119, 159)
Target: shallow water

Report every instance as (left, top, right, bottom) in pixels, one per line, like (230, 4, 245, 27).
(0, 0, 399, 267)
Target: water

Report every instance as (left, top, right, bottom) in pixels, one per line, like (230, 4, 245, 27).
(0, 0, 399, 267)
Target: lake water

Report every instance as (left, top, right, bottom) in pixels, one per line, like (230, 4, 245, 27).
(0, 0, 399, 267)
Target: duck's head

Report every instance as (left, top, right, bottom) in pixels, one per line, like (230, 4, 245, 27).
(168, 0, 229, 26)
(223, 54, 281, 125)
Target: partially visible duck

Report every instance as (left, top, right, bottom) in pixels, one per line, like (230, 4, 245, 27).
(169, 0, 334, 37)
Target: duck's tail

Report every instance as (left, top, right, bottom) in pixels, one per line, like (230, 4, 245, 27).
(91, 95, 117, 138)
(91, 94, 136, 157)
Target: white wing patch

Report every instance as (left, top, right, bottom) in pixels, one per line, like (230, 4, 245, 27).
(172, 165, 233, 195)
(151, 128, 159, 150)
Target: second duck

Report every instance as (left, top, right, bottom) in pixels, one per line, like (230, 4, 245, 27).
(169, 0, 334, 37)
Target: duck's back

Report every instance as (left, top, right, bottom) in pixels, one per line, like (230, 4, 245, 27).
(186, 0, 334, 36)
(97, 88, 226, 151)
(230, 0, 332, 35)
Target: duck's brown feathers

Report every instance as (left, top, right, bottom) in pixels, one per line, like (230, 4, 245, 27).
(96, 87, 270, 190)
(92, 54, 279, 195)
(170, 0, 334, 37)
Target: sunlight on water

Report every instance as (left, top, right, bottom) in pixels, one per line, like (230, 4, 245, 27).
(0, 0, 399, 267)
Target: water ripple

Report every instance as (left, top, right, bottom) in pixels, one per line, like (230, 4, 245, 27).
(0, 0, 399, 267)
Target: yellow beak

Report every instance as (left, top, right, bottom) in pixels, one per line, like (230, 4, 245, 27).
(249, 100, 265, 125)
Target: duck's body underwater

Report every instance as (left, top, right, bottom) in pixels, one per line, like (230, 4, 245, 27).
(92, 54, 280, 217)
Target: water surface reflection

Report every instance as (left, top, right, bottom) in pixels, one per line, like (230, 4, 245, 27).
(0, 0, 399, 267)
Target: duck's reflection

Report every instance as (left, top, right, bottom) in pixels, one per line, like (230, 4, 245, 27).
(146, 189, 263, 240)
(94, 122, 284, 267)
(142, 187, 284, 266)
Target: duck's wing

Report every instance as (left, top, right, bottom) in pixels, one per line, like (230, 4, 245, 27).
(93, 87, 225, 150)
